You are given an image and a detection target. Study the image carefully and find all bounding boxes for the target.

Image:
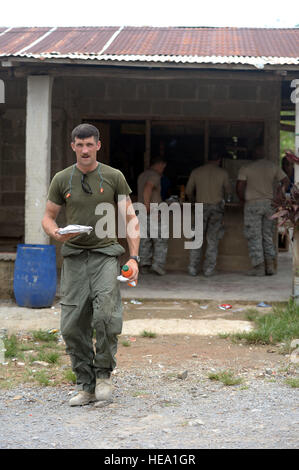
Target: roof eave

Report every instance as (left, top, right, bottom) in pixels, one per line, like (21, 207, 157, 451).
(1, 54, 299, 72)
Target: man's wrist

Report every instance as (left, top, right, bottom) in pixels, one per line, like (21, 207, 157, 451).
(129, 256, 140, 264)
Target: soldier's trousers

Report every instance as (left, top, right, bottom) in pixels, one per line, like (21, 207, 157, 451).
(138, 214, 168, 268)
(189, 203, 225, 274)
(60, 248, 123, 393)
(244, 200, 276, 267)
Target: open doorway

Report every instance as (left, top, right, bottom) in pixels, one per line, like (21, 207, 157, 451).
(151, 120, 205, 198)
(85, 119, 145, 199)
(110, 121, 145, 197)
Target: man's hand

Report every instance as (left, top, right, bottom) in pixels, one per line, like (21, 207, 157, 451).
(118, 196, 140, 281)
(143, 181, 154, 214)
(42, 201, 82, 243)
(124, 258, 139, 281)
(52, 228, 81, 243)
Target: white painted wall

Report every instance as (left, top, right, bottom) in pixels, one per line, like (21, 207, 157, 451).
(25, 76, 53, 244)
(0, 79, 4, 103)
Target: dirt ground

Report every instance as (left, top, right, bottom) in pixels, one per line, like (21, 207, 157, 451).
(116, 334, 287, 373)
(0, 298, 290, 375)
(1, 298, 297, 451)
(118, 299, 288, 374)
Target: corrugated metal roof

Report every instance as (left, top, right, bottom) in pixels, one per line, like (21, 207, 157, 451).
(28, 26, 120, 55)
(0, 27, 51, 55)
(0, 26, 298, 67)
(106, 27, 299, 58)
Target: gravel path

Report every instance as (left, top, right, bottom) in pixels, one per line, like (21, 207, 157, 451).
(1, 365, 298, 449)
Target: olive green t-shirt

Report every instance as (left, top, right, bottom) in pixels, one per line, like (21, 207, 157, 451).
(186, 163, 231, 204)
(47, 163, 132, 249)
(137, 168, 162, 204)
(237, 158, 286, 202)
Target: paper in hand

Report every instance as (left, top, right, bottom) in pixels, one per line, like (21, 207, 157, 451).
(57, 224, 93, 235)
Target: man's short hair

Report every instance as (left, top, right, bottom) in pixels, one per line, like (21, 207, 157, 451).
(71, 124, 100, 142)
(208, 151, 220, 162)
(150, 156, 167, 166)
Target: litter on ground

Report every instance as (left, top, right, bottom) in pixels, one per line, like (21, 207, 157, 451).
(257, 302, 271, 308)
(218, 304, 232, 310)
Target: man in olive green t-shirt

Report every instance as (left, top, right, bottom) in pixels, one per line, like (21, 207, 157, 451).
(42, 124, 140, 406)
(137, 156, 168, 275)
(185, 152, 232, 277)
(236, 146, 288, 276)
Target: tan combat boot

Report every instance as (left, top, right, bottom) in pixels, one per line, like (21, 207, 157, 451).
(247, 262, 265, 276)
(265, 258, 276, 275)
(95, 377, 113, 401)
(69, 391, 97, 407)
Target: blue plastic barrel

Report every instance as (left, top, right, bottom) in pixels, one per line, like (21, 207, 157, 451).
(13, 244, 57, 308)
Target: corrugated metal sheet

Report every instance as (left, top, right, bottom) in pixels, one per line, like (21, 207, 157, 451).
(106, 27, 299, 58)
(27, 26, 120, 55)
(0, 26, 298, 67)
(0, 27, 51, 55)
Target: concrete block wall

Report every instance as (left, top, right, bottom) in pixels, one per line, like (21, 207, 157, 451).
(0, 253, 16, 299)
(0, 69, 281, 246)
(61, 75, 280, 121)
(0, 77, 67, 246)
(58, 72, 281, 166)
(0, 78, 26, 245)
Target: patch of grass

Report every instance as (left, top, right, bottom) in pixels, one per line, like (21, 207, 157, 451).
(141, 330, 157, 338)
(285, 377, 299, 388)
(121, 340, 131, 347)
(218, 333, 230, 339)
(33, 370, 51, 386)
(231, 300, 299, 345)
(132, 390, 149, 397)
(31, 329, 59, 343)
(244, 308, 259, 321)
(37, 351, 60, 364)
(64, 369, 76, 384)
(3, 335, 18, 358)
(160, 400, 178, 407)
(208, 369, 243, 386)
(0, 332, 70, 388)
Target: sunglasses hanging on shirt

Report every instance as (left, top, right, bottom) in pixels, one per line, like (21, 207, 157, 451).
(81, 173, 93, 194)
(66, 163, 104, 198)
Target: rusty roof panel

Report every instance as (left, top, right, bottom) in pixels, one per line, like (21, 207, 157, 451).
(0, 26, 298, 66)
(0, 27, 51, 54)
(27, 27, 119, 54)
(106, 27, 299, 58)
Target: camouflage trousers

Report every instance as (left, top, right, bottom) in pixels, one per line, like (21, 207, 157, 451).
(244, 200, 276, 267)
(138, 214, 168, 268)
(189, 203, 225, 274)
(60, 246, 123, 393)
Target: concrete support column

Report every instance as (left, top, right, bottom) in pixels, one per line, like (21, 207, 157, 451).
(0, 79, 5, 103)
(25, 75, 53, 244)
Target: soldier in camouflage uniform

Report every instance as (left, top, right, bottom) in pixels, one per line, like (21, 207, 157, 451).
(237, 147, 288, 276)
(137, 157, 168, 275)
(138, 212, 168, 274)
(186, 152, 231, 277)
